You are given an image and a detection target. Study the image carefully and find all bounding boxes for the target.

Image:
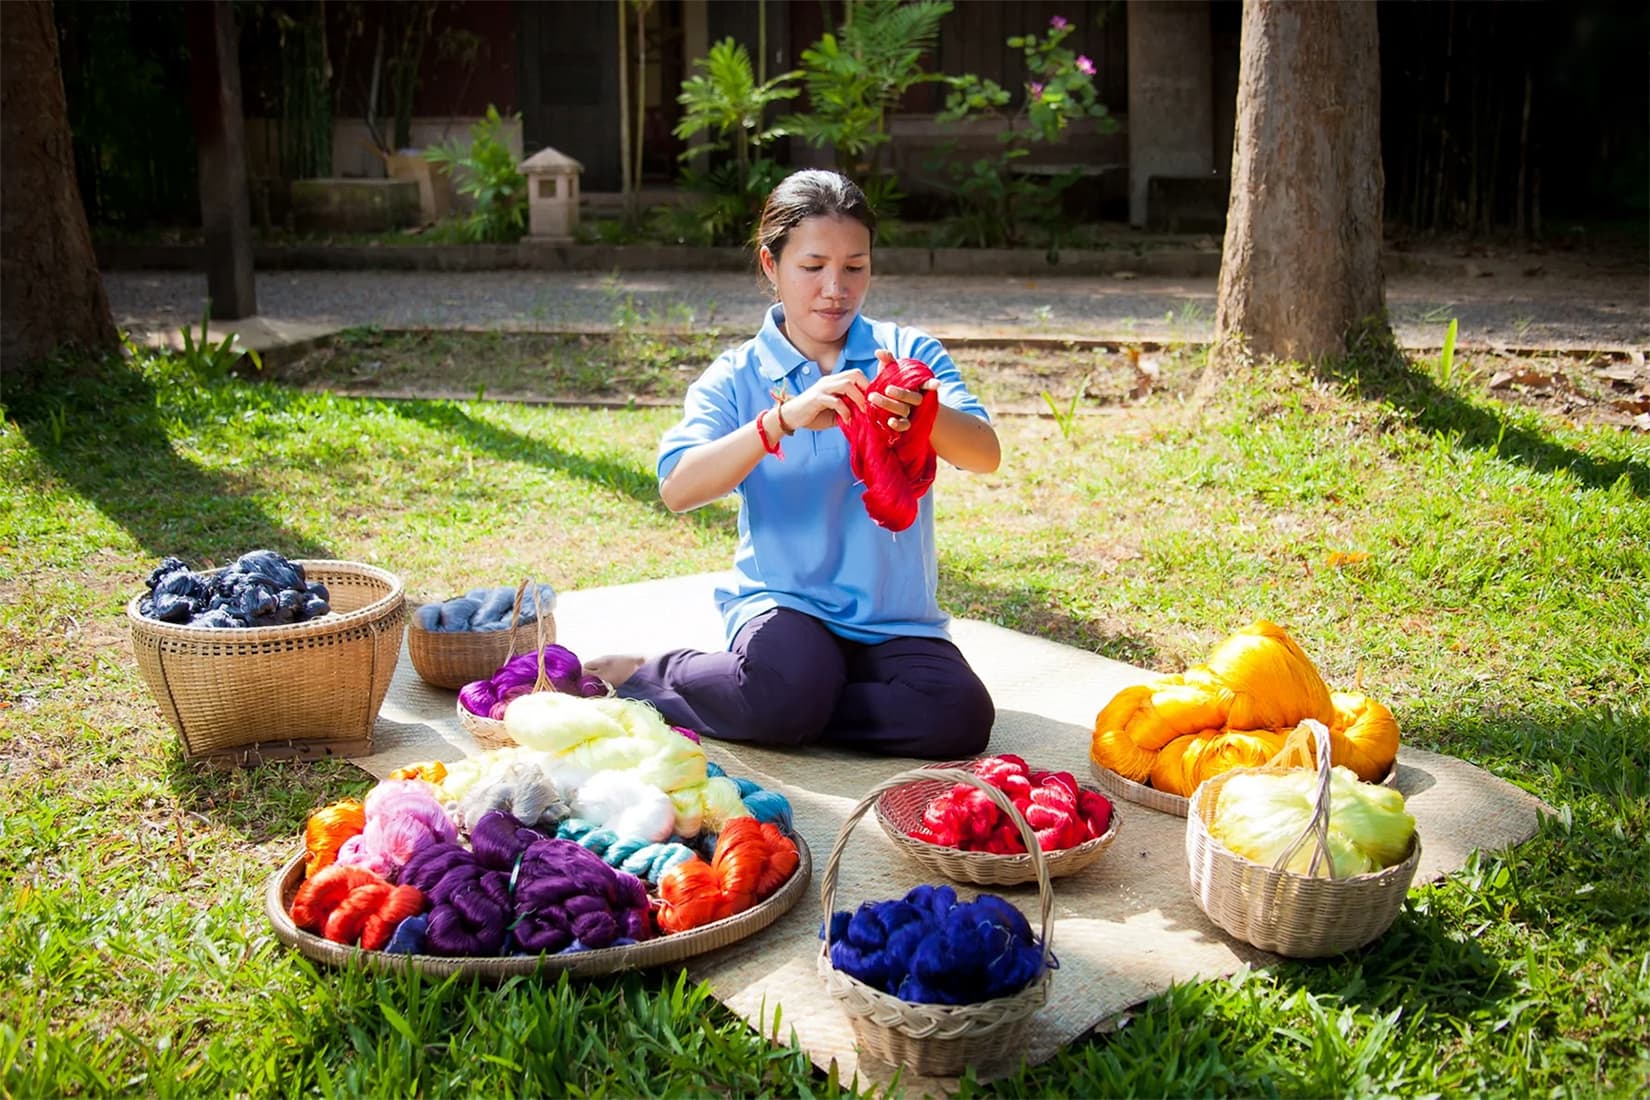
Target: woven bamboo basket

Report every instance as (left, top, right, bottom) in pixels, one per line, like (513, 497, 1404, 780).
(127, 560, 404, 764)
(1185, 721, 1422, 958)
(407, 580, 553, 691)
(819, 768, 1055, 1077)
(1093, 749, 1399, 819)
(874, 759, 1119, 886)
(455, 605, 611, 750)
(265, 830, 812, 979)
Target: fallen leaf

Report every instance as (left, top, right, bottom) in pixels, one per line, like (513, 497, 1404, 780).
(1324, 550, 1370, 568)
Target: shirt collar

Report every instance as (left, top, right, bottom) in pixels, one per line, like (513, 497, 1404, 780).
(755, 305, 882, 384)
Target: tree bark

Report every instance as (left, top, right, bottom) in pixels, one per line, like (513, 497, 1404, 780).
(188, 0, 257, 320)
(0, 0, 118, 389)
(1210, 0, 1388, 373)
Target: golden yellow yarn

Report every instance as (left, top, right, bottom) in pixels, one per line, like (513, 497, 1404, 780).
(1203, 621, 1334, 731)
(1090, 621, 1399, 795)
(1329, 692, 1400, 782)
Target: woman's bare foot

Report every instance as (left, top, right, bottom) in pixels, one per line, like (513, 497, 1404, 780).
(583, 654, 646, 689)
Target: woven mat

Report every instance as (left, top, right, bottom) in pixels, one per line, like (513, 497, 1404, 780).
(357, 572, 1550, 1091)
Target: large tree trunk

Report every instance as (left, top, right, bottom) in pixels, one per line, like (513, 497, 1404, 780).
(1210, 0, 1387, 372)
(0, 0, 118, 389)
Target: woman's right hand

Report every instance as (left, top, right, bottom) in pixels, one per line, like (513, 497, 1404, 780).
(782, 369, 872, 432)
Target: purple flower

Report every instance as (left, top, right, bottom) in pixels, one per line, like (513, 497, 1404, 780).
(1029, 81, 1044, 99)
(1075, 55, 1095, 76)
(1050, 15, 1069, 30)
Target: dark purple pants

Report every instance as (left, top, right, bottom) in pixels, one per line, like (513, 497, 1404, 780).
(616, 608, 995, 758)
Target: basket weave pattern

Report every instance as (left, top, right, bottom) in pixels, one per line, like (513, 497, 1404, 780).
(407, 580, 554, 691)
(875, 760, 1119, 886)
(820, 767, 1055, 1076)
(1184, 722, 1421, 958)
(127, 560, 404, 763)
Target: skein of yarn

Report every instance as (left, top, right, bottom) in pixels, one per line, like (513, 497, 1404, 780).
(656, 817, 799, 933)
(839, 351, 939, 533)
(303, 798, 365, 878)
(290, 864, 425, 951)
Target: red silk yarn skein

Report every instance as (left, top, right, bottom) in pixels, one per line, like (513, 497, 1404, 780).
(839, 351, 939, 533)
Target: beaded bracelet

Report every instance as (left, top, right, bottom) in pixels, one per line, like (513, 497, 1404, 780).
(754, 409, 784, 459)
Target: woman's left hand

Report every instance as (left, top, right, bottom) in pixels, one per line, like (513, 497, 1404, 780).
(871, 349, 939, 433)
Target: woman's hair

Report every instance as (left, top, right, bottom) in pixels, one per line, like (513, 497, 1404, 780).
(752, 169, 877, 262)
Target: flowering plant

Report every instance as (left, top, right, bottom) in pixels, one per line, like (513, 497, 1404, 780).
(932, 15, 1115, 247)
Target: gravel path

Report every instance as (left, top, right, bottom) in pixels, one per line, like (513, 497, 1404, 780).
(105, 265, 1649, 353)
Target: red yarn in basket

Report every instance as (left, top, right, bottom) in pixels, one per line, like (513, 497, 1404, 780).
(912, 754, 1114, 854)
(839, 352, 939, 533)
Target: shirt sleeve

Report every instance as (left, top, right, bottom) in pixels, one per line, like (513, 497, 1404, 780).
(657, 351, 743, 484)
(898, 327, 991, 424)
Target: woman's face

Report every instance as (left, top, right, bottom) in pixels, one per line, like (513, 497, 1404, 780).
(760, 214, 872, 367)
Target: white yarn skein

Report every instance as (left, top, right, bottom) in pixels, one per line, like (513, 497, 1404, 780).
(572, 771, 677, 843)
(454, 759, 570, 831)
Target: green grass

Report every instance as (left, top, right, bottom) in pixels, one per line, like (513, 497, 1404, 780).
(2, 341, 1646, 1097)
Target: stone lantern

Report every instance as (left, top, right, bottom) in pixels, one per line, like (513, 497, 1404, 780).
(519, 147, 584, 242)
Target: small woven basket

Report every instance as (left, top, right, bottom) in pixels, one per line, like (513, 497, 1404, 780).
(819, 767, 1055, 1077)
(454, 602, 606, 751)
(127, 560, 404, 764)
(874, 759, 1119, 886)
(407, 580, 553, 691)
(1185, 721, 1422, 958)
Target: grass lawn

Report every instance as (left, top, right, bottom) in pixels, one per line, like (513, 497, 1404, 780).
(2, 336, 1646, 1097)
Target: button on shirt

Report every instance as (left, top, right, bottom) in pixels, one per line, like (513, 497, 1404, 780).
(657, 306, 991, 646)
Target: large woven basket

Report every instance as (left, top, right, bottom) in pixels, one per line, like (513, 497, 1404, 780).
(819, 767, 1055, 1077)
(874, 759, 1119, 886)
(266, 830, 812, 979)
(1094, 752, 1399, 819)
(127, 560, 404, 764)
(407, 580, 553, 691)
(1185, 721, 1422, 958)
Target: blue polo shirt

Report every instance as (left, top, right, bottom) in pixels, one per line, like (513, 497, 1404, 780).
(657, 306, 991, 646)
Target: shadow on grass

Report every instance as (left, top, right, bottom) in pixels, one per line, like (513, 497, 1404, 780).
(6, 358, 331, 562)
(387, 399, 737, 534)
(1319, 349, 1650, 499)
(939, 562, 1161, 670)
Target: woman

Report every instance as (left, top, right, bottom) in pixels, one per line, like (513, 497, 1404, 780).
(587, 169, 1001, 758)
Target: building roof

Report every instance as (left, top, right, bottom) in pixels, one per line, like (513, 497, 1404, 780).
(519, 147, 584, 174)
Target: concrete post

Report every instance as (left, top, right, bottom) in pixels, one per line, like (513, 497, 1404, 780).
(1126, 0, 1216, 228)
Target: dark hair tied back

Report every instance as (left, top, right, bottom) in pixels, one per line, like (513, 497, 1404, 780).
(753, 170, 877, 262)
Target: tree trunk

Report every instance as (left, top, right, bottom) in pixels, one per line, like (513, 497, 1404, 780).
(0, 0, 118, 389)
(1210, 0, 1387, 374)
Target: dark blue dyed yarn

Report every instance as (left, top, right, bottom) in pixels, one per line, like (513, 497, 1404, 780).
(383, 914, 429, 954)
(826, 885, 1044, 1005)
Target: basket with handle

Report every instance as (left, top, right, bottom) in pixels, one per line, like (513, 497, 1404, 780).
(408, 579, 552, 691)
(456, 588, 590, 750)
(874, 759, 1120, 886)
(127, 559, 404, 764)
(818, 767, 1056, 1077)
(1185, 720, 1422, 958)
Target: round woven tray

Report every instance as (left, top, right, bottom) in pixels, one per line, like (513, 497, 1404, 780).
(266, 830, 812, 979)
(407, 580, 554, 691)
(874, 759, 1119, 886)
(127, 560, 404, 764)
(820, 767, 1055, 1077)
(1092, 753, 1399, 819)
(457, 699, 514, 750)
(1184, 721, 1421, 958)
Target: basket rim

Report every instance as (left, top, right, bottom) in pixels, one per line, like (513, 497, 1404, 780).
(1091, 751, 1399, 819)
(126, 558, 404, 640)
(266, 830, 813, 978)
(873, 759, 1120, 882)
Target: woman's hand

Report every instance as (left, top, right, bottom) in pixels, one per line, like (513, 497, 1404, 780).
(781, 368, 872, 431)
(870, 376, 940, 433)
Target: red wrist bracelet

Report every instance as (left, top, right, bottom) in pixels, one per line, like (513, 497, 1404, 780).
(755, 410, 784, 458)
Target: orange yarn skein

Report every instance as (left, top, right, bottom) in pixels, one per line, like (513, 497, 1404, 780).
(388, 760, 449, 785)
(304, 798, 366, 877)
(655, 819, 800, 933)
(291, 863, 425, 950)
